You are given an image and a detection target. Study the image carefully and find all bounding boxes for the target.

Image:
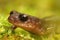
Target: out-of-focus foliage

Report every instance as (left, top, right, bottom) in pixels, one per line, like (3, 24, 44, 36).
(0, 0, 59, 18)
(0, 0, 60, 40)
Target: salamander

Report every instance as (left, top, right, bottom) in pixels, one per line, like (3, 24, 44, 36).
(8, 11, 48, 35)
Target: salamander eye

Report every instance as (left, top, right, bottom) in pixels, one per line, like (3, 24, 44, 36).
(19, 14, 28, 22)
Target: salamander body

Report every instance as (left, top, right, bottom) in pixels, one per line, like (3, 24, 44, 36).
(8, 11, 47, 35)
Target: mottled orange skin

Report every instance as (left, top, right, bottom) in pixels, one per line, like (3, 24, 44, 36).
(8, 11, 46, 35)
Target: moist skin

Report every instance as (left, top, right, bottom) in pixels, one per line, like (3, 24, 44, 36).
(8, 11, 47, 35)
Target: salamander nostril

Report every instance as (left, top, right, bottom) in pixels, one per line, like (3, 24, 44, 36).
(19, 14, 28, 22)
(10, 11, 14, 15)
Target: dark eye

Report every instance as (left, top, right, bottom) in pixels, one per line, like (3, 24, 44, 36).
(19, 14, 28, 22)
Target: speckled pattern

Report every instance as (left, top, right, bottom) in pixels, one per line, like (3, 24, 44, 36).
(8, 11, 46, 35)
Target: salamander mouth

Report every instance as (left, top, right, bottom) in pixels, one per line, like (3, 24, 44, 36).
(8, 16, 14, 23)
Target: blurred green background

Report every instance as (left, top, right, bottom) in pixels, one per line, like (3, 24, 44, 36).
(0, 0, 59, 18)
(0, 0, 60, 40)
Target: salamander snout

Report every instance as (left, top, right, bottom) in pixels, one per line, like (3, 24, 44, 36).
(10, 11, 18, 15)
(8, 11, 19, 23)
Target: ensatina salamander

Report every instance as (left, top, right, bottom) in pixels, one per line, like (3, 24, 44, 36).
(8, 11, 47, 35)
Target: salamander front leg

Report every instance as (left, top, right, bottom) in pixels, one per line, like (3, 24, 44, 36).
(11, 26, 17, 33)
